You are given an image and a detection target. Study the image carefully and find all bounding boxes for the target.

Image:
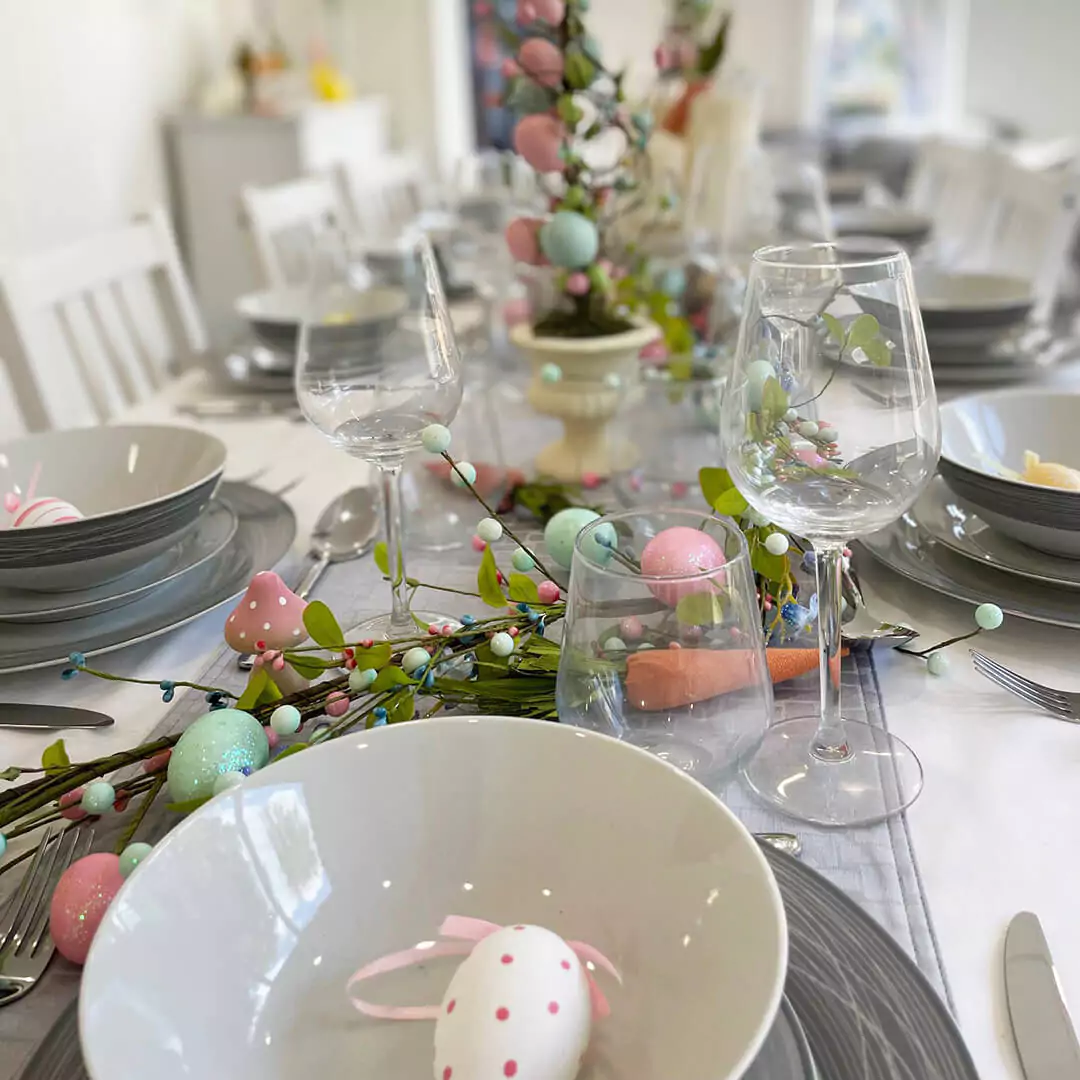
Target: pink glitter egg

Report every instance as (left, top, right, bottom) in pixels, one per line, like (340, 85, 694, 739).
(58, 788, 87, 822)
(518, 37, 563, 86)
(794, 448, 827, 469)
(619, 615, 644, 640)
(513, 114, 566, 173)
(49, 853, 124, 964)
(537, 580, 561, 604)
(325, 691, 350, 718)
(640, 526, 727, 607)
(505, 217, 544, 265)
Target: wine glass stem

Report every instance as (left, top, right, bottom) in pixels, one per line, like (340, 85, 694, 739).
(811, 542, 852, 763)
(378, 462, 414, 635)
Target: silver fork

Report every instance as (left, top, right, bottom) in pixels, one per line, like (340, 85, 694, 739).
(971, 650, 1080, 722)
(0, 827, 93, 1005)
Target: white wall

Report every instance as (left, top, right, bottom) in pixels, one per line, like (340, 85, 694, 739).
(0, 0, 241, 254)
(965, 0, 1080, 139)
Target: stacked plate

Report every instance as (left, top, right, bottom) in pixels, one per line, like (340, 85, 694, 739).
(0, 425, 295, 672)
(859, 388, 1080, 627)
(915, 270, 1055, 386)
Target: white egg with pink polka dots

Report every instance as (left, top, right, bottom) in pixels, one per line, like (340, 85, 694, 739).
(433, 924, 592, 1080)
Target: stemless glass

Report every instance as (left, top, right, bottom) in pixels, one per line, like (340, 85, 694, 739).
(720, 240, 940, 827)
(556, 509, 773, 789)
(296, 229, 464, 638)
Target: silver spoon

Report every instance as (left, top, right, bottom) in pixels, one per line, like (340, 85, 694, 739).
(238, 487, 379, 669)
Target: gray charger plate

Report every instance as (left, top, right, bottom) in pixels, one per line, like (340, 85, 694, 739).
(0, 503, 239, 623)
(761, 846, 979, 1079)
(0, 483, 295, 673)
(17, 847, 974, 1080)
(857, 511, 1080, 628)
(915, 476, 1080, 589)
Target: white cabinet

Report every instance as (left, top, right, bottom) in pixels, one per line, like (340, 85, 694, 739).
(166, 99, 388, 345)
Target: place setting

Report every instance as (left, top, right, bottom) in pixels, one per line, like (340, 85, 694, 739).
(0, 425, 296, 674)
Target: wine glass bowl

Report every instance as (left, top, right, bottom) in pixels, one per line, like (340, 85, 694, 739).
(296, 230, 464, 637)
(556, 509, 773, 788)
(721, 240, 940, 827)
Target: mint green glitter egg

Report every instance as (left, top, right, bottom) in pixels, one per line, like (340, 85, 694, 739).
(166, 708, 269, 804)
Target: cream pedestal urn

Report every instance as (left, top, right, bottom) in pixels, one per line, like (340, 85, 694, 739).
(511, 320, 662, 483)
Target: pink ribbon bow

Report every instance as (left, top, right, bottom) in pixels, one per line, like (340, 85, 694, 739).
(346, 915, 620, 1022)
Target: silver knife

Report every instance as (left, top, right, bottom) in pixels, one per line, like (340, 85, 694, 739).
(0, 704, 114, 730)
(1005, 911, 1080, 1079)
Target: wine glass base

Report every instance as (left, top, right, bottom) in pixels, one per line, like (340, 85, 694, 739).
(741, 716, 924, 828)
(348, 610, 457, 643)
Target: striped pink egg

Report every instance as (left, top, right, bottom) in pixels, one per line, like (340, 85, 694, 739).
(12, 497, 84, 528)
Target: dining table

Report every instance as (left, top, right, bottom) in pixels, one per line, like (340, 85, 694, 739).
(3, 356, 1080, 1080)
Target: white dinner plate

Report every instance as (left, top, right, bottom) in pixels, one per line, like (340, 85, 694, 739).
(0, 483, 294, 672)
(0, 501, 238, 622)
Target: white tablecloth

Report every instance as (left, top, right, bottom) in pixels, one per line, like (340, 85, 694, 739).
(4, 366, 1080, 1080)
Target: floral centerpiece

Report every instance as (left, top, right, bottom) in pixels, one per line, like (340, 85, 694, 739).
(500, 0, 662, 481)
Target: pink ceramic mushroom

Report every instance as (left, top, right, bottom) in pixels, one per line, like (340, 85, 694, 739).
(224, 571, 310, 695)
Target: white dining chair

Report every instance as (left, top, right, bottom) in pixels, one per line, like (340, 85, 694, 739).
(904, 137, 1003, 269)
(0, 207, 207, 432)
(335, 153, 429, 244)
(961, 161, 1080, 321)
(240, 175, 345, 290)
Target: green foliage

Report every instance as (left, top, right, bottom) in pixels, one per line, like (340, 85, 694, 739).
(760, 377, 789, 429)
(862, 338, 892, 367)
(557, 95, 584, 126)
(564, 50, 596, 90)
(477, 545, 507, 608)
(166, 795, 211, 814)
(821, 312, 845, 345)
(386, 692, 415, 724)
(236, 668, 269, 711)
(847, 313, 880, 350)
(752, 545, 789, 583)
(374, 541, 390, 576)
(713, 487, 749, 517)
(303, 601, 345, 650)
(371, 667, 414, 693)
(675, 591, 725, 626)
(507, 574, 540, 604)
(41, 739, 70, 776)
(286, 653, 334, 680)
(255, 678, 283, 706)
(353, 643, 393, 670)
(273, 744, 307, 762)
(0, 766, 21, 782)
(697, 11, 732, 77)
(699, 467, 735, 507)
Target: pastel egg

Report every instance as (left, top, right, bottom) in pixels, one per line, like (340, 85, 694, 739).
(518, 37, 564, 88)
(166, 708, 270, 804)
(513, 114, 566, 173)
(49, 853, 125, 964)
(641, 526, 727, 607)
(434, 925, 592, 1080)
(540, 212, 599, 270)
(505, 217, 545, 265)
(12, 497, 83, 528)
(544, 507, 616, 571)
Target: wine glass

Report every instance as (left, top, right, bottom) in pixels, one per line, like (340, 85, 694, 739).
(720, 240, 940, 827)
(296, 229, 464, 639)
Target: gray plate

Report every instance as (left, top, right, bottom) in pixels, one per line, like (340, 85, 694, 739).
(0, 502, 239, 623)
(0, 483, 295, 673)
(915, 476, 1080, 589)
(857, 512, 1080, 628)
(761, 846, 979, 1080)
(746, 996, 819, 1079)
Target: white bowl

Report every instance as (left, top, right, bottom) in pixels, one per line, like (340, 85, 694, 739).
(915, 270, 1033, 330)
(0, 425, 224, 531)
(81, 717, 787, 1080)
